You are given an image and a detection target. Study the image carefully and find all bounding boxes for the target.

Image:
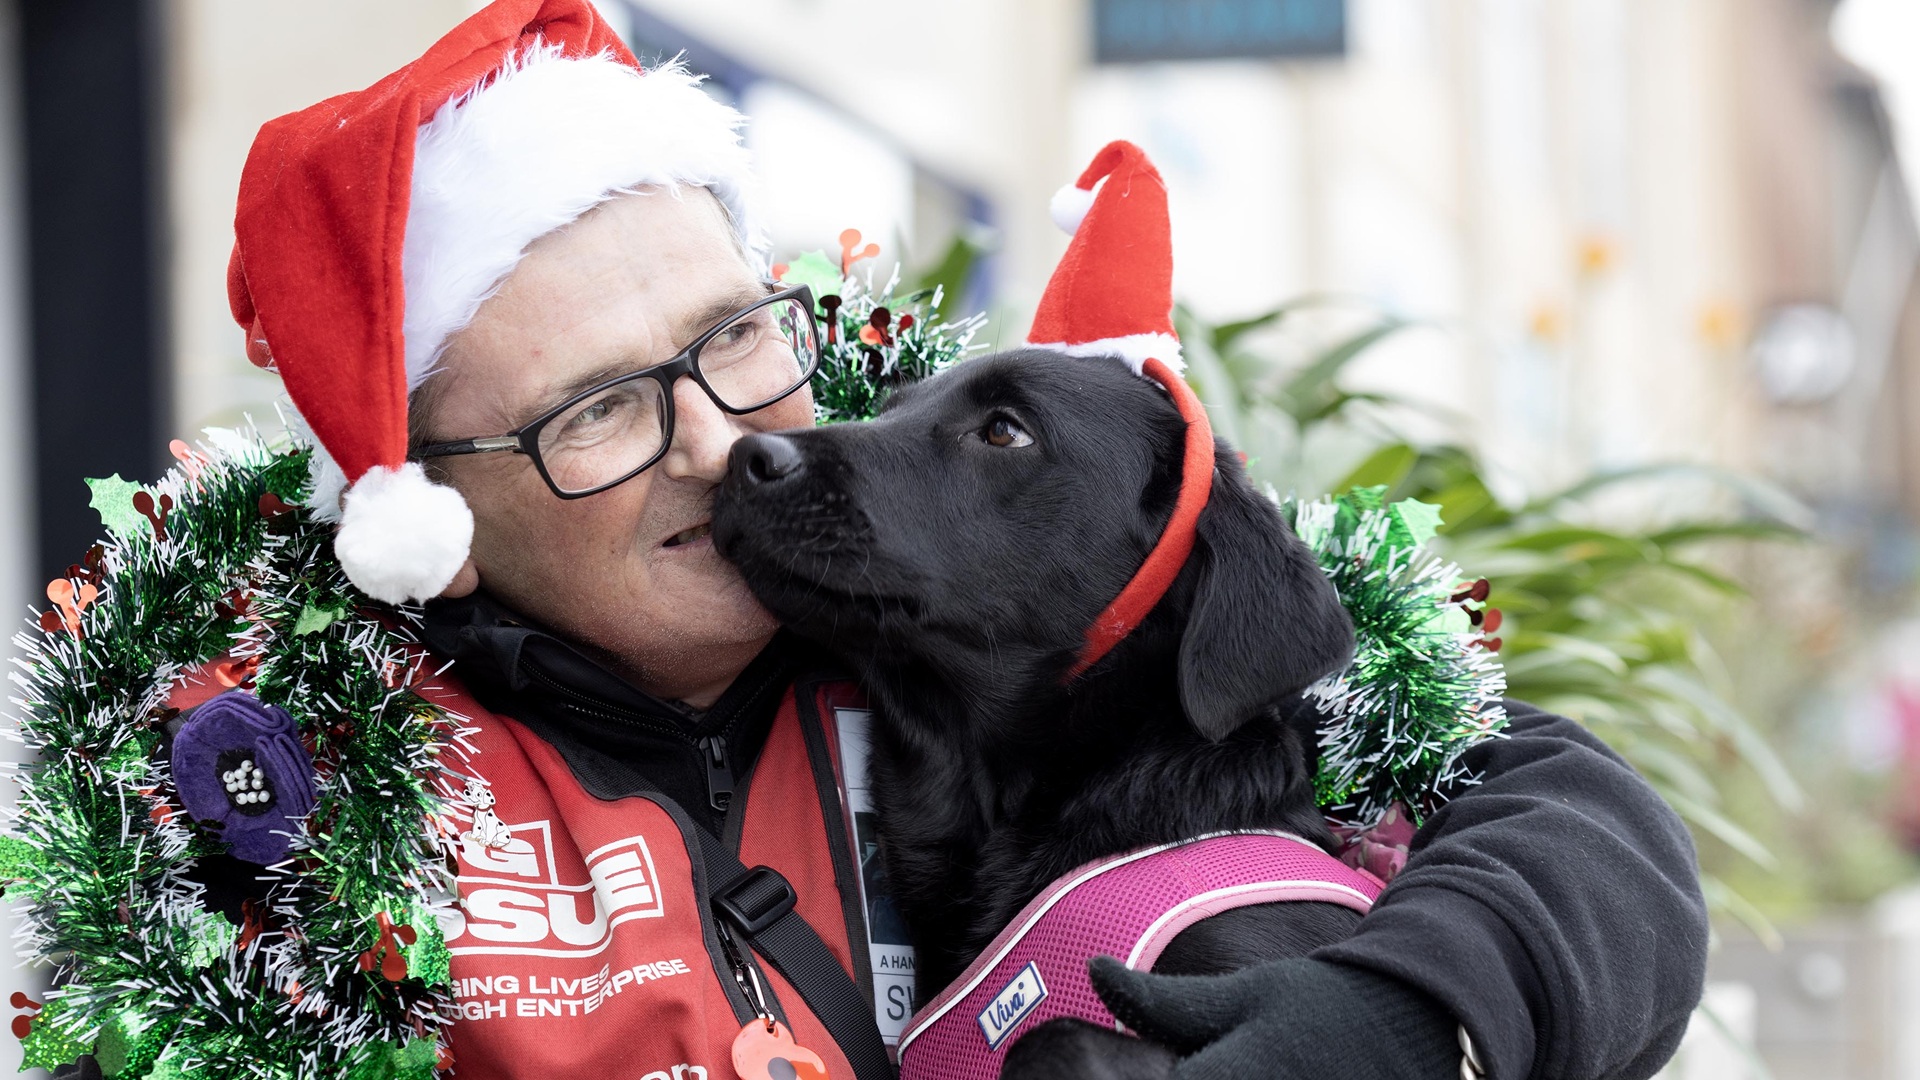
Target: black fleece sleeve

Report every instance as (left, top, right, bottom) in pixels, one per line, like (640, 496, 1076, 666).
(1312, 699, 1709, 1080)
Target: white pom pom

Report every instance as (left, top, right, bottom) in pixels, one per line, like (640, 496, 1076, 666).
(1050, 183, 1096, 235)
(334, 462, 475, 605)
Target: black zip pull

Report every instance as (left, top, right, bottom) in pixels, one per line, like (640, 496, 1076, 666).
(699, 736, 733, 813)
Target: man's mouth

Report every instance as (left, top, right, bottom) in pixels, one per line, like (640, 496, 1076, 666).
(663, 522, 714, 548)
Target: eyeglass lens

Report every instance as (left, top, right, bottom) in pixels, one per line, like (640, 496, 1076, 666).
(534, 294, 819, 494)
(702, 293, 820, 410)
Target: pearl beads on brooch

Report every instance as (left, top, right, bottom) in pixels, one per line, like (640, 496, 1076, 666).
(223, 758, 273, 807)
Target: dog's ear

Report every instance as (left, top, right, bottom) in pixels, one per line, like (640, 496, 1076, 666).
(1177, 457, 1354, 740)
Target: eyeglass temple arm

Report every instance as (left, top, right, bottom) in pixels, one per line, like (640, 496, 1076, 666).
(412, 435, 523, 460)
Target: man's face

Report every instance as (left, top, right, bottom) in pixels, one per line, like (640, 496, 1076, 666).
(423, 189, 812, 705)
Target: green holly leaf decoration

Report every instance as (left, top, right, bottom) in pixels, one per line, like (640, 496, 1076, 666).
(1387, 499, 1443, 550)
(182, 906, 237, 969)
(0, 833, 45, 886)
(343, 1038, 441, 1080)
(403, 909, 452, 988)
(86, 475, 147, 540)
(775, 251, 845, 311)
(19, 997, 92, 1073)
(292, 603, 344, 637)
(395, 1038, 441, 1080)
(91, 1009, 168, 1079)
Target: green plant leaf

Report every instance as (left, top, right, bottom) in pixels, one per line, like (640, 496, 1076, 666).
(911, 231, 991, 320)
(1337, 443, 1420, 492)
(1637, 667, 1805, 812)
(1525, 634, 1634, 676)
(1650, 560, 1748, 597)
(1279, 319, 1413, 425)
(1427, 476, 1504, 534)
(1621, 741, 1721, 806)
(1208, 295, 1332, 354)
(1496, 526, 1654, 558)
(1649, 521, 1805, 547)
(1700, 873, 1783, 951)
(1663, 790, 1778, 870)
(1526, 463, 1814, 530)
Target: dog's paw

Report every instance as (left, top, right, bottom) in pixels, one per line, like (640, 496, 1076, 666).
(1000, 1018, 1177, 1080)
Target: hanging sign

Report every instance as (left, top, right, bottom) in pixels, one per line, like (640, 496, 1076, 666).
(1094, 0, 1347, 63)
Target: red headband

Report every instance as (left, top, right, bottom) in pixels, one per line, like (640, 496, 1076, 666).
(1066, 357, 1215, 679)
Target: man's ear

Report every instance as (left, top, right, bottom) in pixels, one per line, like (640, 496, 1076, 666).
(439, 558, 480, 599)
(1177, 453, 1354, 740)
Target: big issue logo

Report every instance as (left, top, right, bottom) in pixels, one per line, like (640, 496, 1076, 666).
(449, 819, 666, 958)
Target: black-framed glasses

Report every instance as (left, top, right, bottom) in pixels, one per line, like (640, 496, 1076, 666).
(413, 285, 822, 498)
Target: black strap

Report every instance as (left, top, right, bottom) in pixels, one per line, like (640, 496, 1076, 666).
(695, 830, 897, 1080)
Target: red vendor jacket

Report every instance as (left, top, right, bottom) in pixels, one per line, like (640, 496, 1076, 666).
(416, 592, 909, 1080)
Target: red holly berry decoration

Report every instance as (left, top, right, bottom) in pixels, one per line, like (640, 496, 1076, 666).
(131, 490, 174, 541)
(358, 912, 418, 982)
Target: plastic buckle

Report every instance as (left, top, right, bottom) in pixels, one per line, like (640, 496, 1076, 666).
(716, 865, 797, 936)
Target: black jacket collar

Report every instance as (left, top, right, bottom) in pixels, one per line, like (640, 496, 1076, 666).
(421, 590, 825, 835)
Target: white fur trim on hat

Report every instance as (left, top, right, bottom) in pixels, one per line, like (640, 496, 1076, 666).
(1029, 333, 1185, 376)
(403, 45, 765, 390)
(334, 462, 475, 605)
(1050, 182, 1098, 235)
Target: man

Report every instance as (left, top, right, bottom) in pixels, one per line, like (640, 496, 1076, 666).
(226, 2, 1708, 1078)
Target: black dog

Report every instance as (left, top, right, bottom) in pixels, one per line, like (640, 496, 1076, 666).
(712, 349, 1359, 1076)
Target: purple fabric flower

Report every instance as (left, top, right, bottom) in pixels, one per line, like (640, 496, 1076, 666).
(169, 690, 317, 865)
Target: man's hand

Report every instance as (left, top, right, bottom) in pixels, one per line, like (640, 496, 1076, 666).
(1079, 955, 1461, 1080)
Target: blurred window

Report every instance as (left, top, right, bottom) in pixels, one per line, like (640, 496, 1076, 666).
(594, 0, 994, 299)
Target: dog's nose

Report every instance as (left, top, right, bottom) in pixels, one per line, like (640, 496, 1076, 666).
(731, 433, 805, 486)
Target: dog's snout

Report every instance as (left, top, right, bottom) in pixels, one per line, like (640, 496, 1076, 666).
(731, 433, 805, 486)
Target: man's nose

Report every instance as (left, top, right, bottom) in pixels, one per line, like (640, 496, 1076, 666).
(729, 433, 805, 487)
(659, 377, 743, 482)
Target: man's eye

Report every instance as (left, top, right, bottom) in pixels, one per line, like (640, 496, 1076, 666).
(569, 400, 613, 429)
(705, 321, 759, 359)
(981, 417, 1034, 448)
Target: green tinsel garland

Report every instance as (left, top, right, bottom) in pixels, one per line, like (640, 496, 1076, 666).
(1285, 486, 1509, 830)
(773, 250, 986, 424)
(2, 430, 459, 1079)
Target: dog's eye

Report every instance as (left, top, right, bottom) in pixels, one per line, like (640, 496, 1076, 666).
(981, 416, 1034, 449)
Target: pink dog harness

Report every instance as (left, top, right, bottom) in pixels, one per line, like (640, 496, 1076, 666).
(895, 832, 1385, 1080)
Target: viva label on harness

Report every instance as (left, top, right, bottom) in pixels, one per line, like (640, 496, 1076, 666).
(896, 832, 1386, 1080)
(977, 962, 1048, 1050)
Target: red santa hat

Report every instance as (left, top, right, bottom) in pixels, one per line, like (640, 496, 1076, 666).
(1030, 140, 1185, 375)
(226, 0, 763, 604)
(1027, 141, 1215, 678)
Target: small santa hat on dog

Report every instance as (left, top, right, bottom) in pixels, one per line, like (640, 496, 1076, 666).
(227, 0, 762, 604)
(1027, 141, 1215, 678)
(1030, 140, 1185, 376)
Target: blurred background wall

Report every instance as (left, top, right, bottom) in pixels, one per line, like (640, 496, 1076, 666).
(4, 0, 1920, 1076)
(157, 0, 1920, 546)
